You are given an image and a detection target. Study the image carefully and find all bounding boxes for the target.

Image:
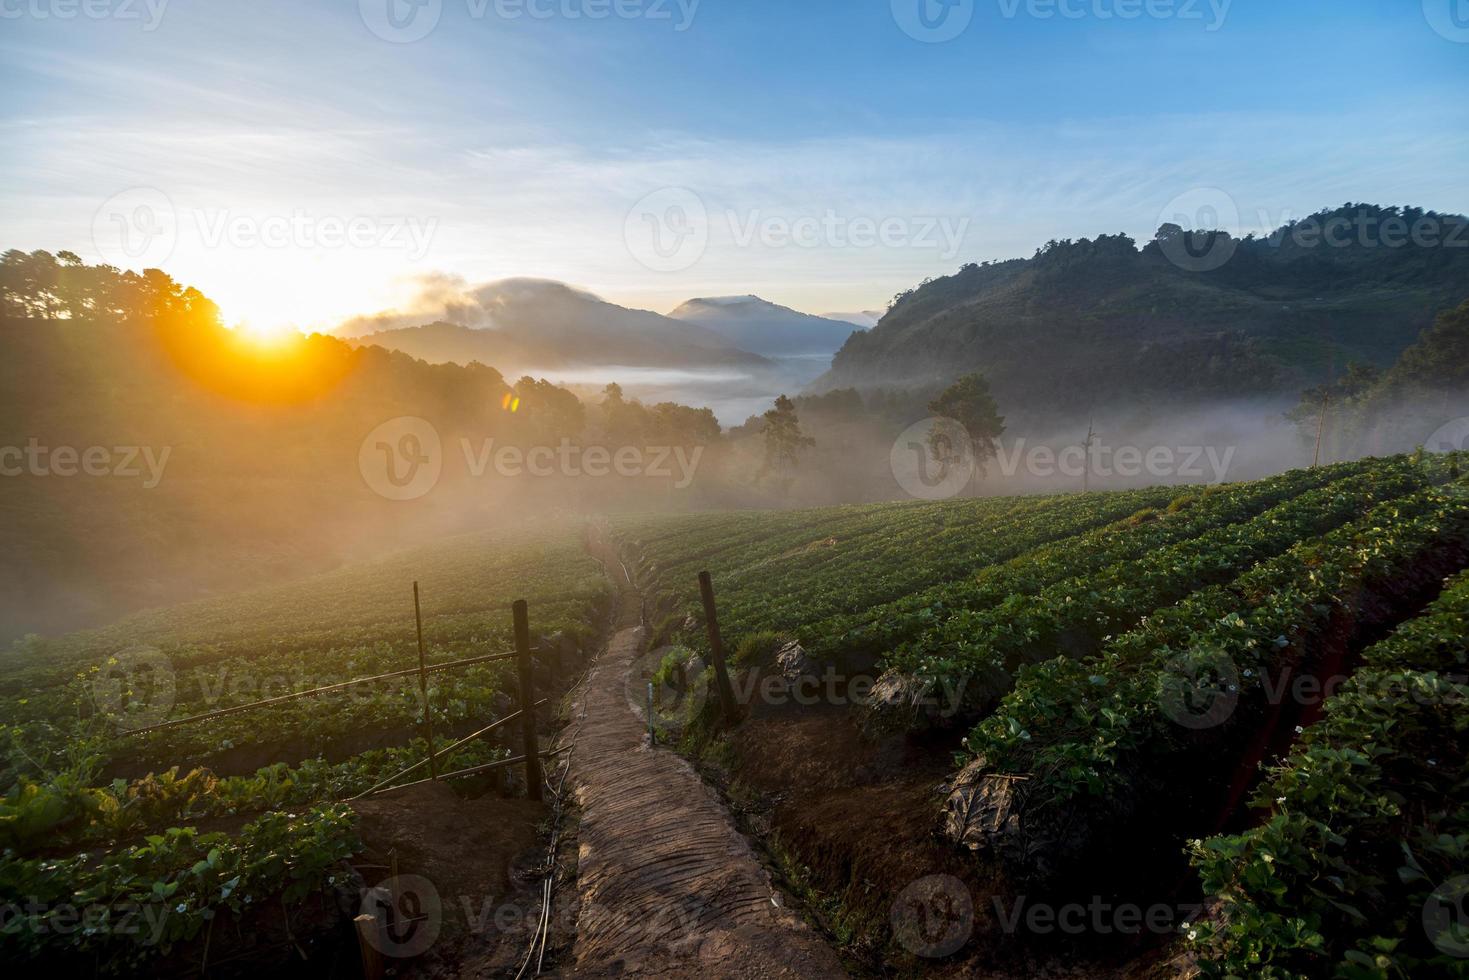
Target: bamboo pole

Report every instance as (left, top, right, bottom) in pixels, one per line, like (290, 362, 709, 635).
(513, 600, 544, 801)
(697, 571, 739, 722)
(353, 913, 384, 980)
(413, 582, 438, 781)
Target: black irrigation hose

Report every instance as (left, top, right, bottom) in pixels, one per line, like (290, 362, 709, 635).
(514, 529, 621, 978)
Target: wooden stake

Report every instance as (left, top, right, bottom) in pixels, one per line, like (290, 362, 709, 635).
(1082, 420, 1096, 493)
(353, 913, 384, 980)
(697, 571, 739, 722)
(1313, 390, 1330, 468)
(513, 600, 544, 801)
(413, 582, 438, 781)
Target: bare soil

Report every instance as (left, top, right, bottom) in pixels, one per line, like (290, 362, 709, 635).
(563, 537, 846, 978)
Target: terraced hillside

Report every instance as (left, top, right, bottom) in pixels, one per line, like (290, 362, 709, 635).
(614, 451, 1469, 976)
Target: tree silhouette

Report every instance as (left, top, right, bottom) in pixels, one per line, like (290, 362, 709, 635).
(759, 394, 814, 487)
(927, 372, 1005, 478)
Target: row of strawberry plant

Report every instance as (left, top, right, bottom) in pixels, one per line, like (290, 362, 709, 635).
(814, 459, 1375, 662)
(1, 734, 508, 855)
(628, 486, 1180, 655)
(0, 803, 361, 972)
(1187, 570, 1469, 979)
(702, 492, 1168, 634)
(960, 468, 1468, 883)
(2, 536, 608, 782)
(890, 459, 1429, 705)
(625, 493, 1040, 608)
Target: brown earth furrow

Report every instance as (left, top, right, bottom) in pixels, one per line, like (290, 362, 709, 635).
(565, 539, 846, 979)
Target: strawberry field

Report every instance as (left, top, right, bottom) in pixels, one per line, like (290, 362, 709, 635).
(614, 451, 1469, 975)
(0, 521, 608, 973)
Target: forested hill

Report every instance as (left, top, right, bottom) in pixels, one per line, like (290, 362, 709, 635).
(816, 204, 1469, 419)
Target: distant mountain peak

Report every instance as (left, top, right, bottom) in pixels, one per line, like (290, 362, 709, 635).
(677, 294, 764, 308)
(669, 295, 857, 358)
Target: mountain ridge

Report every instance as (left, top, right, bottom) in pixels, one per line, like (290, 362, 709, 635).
(813, 203, 1469, 420)
(346, 278, 772, 374)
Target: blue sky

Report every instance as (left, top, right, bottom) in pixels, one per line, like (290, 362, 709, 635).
(1, 0, 1466, 332)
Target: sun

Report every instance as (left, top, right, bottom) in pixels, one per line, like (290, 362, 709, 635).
(234, 319, 304, 349)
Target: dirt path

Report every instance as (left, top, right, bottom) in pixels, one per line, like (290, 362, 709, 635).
(564, 537, 847, 979)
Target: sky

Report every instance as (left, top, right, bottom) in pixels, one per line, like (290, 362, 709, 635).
(2, 0, 1466, 334)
